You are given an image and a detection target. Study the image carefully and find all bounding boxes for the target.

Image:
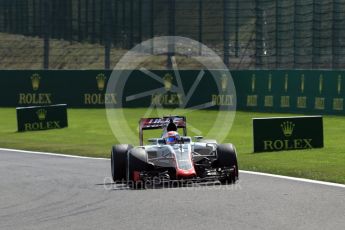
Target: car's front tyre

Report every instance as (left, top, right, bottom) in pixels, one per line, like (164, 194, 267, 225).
(127, 148, 149, 189)
(216, 143, 239, 184)
(111, 144, 133, 182)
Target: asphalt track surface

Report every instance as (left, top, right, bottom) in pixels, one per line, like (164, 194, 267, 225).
(1, 149, 344, 230)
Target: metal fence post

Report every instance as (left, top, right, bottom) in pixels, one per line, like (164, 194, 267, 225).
(114, 0, 118, 46)
(43, 0, 50, 69)
(78, 0, 82, 41)
(293, 0, 297, 68)
(150, 0, 154, 54)
(235, 0, 239, 58)
(167, 0, 175, 69)
(68, 0, 73, 42)
(15, 0, 19, 33)
(331, 0, 342, 69)
(3, 0, 8, 32)
(312, 0, 320, 69)
(85, 0, 89, 40)
(100, 0, 104, 44)
(129, 0, 134, 48)
(8, 0, 13, 32)
(92, 0, 96, 43)
(138, 0, 142, 45)
(61, 0, 66, 39)
(104, 0, 112, 69)
(198, 0, 203, 55)
(276, 0, 279, 68)
(23, 0, 29, 35)
(223, 0, 230, 67)
(332, 0, 336, 69)
(122, 0, 126, 49)
(255, 0, 263, 68)
(33, 0, 37, 35)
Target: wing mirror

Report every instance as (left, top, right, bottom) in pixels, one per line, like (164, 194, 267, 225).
(194, 136, 203, 142)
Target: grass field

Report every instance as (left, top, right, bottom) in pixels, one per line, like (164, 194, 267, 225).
(0, 108, 344, 184)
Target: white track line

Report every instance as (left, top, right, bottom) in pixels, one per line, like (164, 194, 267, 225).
(1, 147, 344, 188)
(240, 170, 345, 188)
(0, 147, 108, 160)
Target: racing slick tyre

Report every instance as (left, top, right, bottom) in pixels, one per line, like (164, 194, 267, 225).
(216, 143, 239, 184)
(127, 148, 149, 189)
(111, 144, 133, 182)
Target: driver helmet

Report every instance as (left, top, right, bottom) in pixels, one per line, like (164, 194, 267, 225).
(164, 131, 180, 145)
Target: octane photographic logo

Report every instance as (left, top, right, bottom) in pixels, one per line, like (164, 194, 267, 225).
(103, 176, 242, 191)
(105, 36, 237, 145)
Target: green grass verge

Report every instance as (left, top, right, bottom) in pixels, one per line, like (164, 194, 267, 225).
(0, 108, 344, 184)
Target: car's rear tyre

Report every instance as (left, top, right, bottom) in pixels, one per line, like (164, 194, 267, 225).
(216, 143, 239, 184)
(127, 148, 149, 189)
(111, 144, 133, 182)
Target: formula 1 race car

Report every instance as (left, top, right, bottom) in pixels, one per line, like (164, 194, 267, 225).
(110, 116, 239, 189)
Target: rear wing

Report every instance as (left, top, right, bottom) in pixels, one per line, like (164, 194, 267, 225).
(139, 116, 187, 145)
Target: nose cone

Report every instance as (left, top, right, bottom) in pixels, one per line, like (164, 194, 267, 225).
(176, 168, 196, 179)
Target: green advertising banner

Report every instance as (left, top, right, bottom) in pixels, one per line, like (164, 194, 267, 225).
(0, 70, 344, 115)
(0, 70, 112, 107)
(0, 70, 236, 110)
(16, 104, 68, 132)
(235, 70, 344, 115)
(119, 70, 235, 110)
(253, 116, 324, 152)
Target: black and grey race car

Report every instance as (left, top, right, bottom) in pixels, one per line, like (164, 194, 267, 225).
(110, 116, 238, 188)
